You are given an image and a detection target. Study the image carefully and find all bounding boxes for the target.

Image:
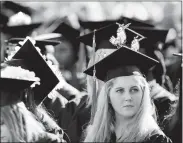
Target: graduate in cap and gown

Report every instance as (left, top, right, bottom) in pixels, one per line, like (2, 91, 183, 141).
(2, 38, 68, 142)
(0, 2, 42, 62)
(0, 57, 64, 142)
(57, 21, 162, 142)
(80, 20, 178, 134)
(81, 22, 172, 143)
(165, 53, 182, 143)
(36, 18, 86, 92)
(52, 22, 86, 97)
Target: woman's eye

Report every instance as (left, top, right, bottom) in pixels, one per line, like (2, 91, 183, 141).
(131, 88, 139, 93)
(116, 89, 124, 93)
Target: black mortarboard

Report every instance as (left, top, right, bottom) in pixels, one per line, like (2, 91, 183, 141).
(6, 37, 61, 47)
(78, 24, 168, 51)
(12, 39, 59, 104)
(84, 45, 159, 81)
(3, 1, 33, 16)
(79, 16, 154, 30)
(1, 23, 42, 37)
(79, 23, 159, 81)
(0, 78, 35, 92)
(77, 23, 145, 51)
(51, 21, 81, 56)
(6, 36, 61, 55)
(53, 22, 80, 40)
(130, 26, 169, 49)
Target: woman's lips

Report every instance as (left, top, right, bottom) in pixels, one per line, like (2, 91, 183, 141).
(123, 105, 134, 108)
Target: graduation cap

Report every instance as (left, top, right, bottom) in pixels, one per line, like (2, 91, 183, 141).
(5, 35, 61, 56)
(3, 1, 33, 16)
(50, 21, 81, 56)
(1, 22, 42, 37)
(78, 24, 168, 51)
(11, 39, 59, 104)
(0, 60, 38, 91)
(79, 22, 159, 81)
(6, 37, 61, 47)
(77, 23, 146, 51)
(84, 45, 159, 81)
(79, 16, 154, 30)
(130, 26, 169, 50)
(0, 60, 40, 107)
(53, 22, 80, 40)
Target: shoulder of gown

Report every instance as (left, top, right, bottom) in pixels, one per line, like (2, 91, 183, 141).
(145, 134, 172, 143)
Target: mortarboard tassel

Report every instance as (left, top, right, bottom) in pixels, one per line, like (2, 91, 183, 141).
(91, 29, 97, 123)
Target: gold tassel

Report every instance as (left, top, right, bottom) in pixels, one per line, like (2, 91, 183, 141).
(91, 30, 97, 123)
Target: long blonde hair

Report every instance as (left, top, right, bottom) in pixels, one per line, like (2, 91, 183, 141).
(84, 75, 164, 142)
(86, 49, 114, 120)
(1, 101, 46, 142)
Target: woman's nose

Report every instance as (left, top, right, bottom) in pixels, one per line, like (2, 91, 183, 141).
(124, 92, 132, 101)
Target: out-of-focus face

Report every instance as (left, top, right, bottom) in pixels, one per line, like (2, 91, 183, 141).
(54, 40, 75, 70)
(109, 76, 143, 119)
(0, 116, 12, 142)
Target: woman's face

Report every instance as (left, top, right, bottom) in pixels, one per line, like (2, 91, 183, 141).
(54, 40, 75, 69)
(0, 116, 12, 142)
(109, 76, 143, 119)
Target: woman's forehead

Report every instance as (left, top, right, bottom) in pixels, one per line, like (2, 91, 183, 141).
(113, 76, 142, 86)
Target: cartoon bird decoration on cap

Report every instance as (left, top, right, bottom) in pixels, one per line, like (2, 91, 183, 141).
(109, 23, 131, 48)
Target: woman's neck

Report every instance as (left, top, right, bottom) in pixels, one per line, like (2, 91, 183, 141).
(114, 112, 131, 140)
(115, 112, 129, 127)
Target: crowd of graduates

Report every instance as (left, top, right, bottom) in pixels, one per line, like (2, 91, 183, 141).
(0, 1, 182, 143)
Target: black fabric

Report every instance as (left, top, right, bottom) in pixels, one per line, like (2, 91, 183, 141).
(58, 95, 91, 143)
(79, 16, 154, 31)
(110, 133, 172, 143)
(84, 46, 159, 81)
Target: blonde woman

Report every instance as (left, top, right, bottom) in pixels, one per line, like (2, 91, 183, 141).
(84, 71, 172, 142)
(82, 22, 172, 142)
(1, 102, 61, 142)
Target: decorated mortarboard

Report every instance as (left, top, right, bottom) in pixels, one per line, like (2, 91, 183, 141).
(79, 16, 154, 30)
(78, 24, 168, 50)
(79, 22, 159, 81)
(130, 26, 169, 50)
(11, 38, 59, 104)
(0, 60, 40, 107)
(0, 59, 40, 91)
(77, 23, 145, 51)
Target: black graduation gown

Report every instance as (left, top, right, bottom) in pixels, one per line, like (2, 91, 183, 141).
(43, 91, 68, 120)
(110, 133, 172, 143)
(58, 95, 91, 143)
